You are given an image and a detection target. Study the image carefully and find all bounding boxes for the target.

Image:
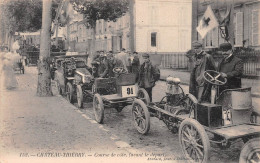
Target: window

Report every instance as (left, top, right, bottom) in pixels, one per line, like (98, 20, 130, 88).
(235, 12, 243, 46)
(252, 10, 260, 46)
(151, 32, 157, 47)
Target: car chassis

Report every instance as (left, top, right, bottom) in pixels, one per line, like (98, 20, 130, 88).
(132, 70, 260, 163)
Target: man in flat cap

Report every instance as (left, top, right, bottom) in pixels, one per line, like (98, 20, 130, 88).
(218, 42, 243, 93)
(107, 51, 124, 77)
(189, 41, 217, 102)
(138, 53, 160, 102)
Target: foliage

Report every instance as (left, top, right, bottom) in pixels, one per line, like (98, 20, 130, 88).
(0, 0, 42, 32)
(71, 0, 129, 28)
(0, 0, 61, 33)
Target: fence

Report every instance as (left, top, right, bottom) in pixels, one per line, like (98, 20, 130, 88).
(160, 53, 189, 70)
(160, 51, 260, 77)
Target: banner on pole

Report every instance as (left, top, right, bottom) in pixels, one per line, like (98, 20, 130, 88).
(196, 5, 219, 39)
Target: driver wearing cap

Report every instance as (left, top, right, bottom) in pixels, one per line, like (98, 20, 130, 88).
(218, 42, 243, 93)
(189, 41, 217, 103)
(107, 51, 124, 77)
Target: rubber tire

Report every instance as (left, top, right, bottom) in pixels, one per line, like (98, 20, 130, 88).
(132, 99, 150, 135)
(77, 85, 83, 108)
(239, 137, 260, 163)
(93, 94, 104, 124)
(66, 82, 74, 103)
(179, 118, 210, 163)
(56, 82, 62, 95)
(137, 88, 150, 105)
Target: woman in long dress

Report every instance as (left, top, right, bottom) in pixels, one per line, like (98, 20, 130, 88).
(2, 52, 18, 90)
(1, 39, 21, 90)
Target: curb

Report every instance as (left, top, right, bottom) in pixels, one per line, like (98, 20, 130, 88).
(159, 78, 260, 98)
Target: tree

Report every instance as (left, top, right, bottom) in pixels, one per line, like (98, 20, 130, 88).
(0, 0, 62, 96)
(71, 0, 129, 58)
(36, 0, 53, 96)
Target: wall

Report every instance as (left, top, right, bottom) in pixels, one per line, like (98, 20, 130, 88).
(134, 0, 192, 53)
(194, 0, 260, 50)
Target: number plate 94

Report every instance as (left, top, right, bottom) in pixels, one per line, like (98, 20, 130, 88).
(121, 85, 137, 97)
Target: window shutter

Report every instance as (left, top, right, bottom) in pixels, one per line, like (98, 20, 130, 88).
(252, 10, 259, 46)
(235, 12, 243, 46)
(212, 27, 218, 47)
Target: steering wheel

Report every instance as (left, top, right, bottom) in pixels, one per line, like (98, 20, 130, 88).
(203, 70, 227, 86)
(113, 67, 127, 74)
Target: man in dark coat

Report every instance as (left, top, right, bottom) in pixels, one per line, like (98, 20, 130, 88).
(131, 51, 140, 82)
(138, 53, 160, 102)
(106, 51, 124, 77)
(94, 51, 109, 78)
(189, 41, 217, 102)
(218, 42, 243, 94)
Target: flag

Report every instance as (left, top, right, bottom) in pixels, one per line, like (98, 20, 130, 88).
(196, 5, 219, 39)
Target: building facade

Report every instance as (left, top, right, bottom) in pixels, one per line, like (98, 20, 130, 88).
(192, 0, 260, 50)
(65, 0, 192, 54)
(133, 0, 192, 53)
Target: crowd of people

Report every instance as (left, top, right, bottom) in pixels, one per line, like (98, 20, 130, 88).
(88, 42, 243, 103)
(90, 48, 160, 101)
(0, 39, 243, 103)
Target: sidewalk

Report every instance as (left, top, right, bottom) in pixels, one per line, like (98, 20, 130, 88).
(160, 69, 260, 97)
(0, 68, 138, 163)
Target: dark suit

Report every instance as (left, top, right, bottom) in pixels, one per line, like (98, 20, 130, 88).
(138, 61, 160, 101)
(189, 51, 217, 102)
(218, 54, 243, 93)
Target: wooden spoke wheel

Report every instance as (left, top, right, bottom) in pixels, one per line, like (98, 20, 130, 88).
(93, 94, 104, 124)
(132, 99, 150, 135)
(179, 118, 210, 163)
(66, 82, 74, 103)
(77, 85, 83, 108)
(56, 82, 62, 95)
(137, 88, 150, 105)
(239, 138, 260, 163)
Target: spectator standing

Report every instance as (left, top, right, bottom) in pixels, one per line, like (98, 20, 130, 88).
(138, 53, 160, 102)
(131, 51, 140, 82)
(126, 51, 132, 72)
(97, 51, 109, 78)
(218, 42, 243, 93)
(189, 41, 217, 102)
(116, 48, 128, 72)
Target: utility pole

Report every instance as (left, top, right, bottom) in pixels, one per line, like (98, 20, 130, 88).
(37, 0, 53, 96)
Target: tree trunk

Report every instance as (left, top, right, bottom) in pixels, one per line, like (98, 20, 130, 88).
(87, 27, 96, 67)
(129, 0, 135, 52)
(37, 0, 52, 96)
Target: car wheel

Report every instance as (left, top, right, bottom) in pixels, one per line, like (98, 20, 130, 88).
(93, 94, 104, 124)
(179, 118, 210, 163)
(77, 85, 83, 108)
(66, 82, 74, 103)
(132, 99, 150, 135)
(239, 138, 260, 163)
